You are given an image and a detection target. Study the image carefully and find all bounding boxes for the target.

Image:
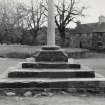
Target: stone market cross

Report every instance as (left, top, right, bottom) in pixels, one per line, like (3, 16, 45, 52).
(0, 0, 104, 94)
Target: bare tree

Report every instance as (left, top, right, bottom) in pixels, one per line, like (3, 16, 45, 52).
(0, 0, 46, 45)
(0, 1, 15, 44)
(41, 0, 85, 46)
(0, 1, 27, 44)
(55, 0, 85, 46)
(25, 0, 46, 44)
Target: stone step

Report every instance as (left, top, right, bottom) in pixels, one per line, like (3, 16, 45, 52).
(21, 62, 81, 69)
(8, 69, 95, 78)
(0, 78, 105, 88)
(42, 46, 60, 50)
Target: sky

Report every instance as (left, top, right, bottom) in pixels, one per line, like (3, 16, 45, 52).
(79, 0, 105, 24)
(1, 0, 105, 25)
(23, 0, 105, 24)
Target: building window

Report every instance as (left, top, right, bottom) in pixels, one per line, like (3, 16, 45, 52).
(97, 41, 103, 47)
(98, 33, 103, 39)
(83, 34, 87, 37)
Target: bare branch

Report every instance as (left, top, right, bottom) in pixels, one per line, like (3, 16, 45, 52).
(55, 0, 85, 46)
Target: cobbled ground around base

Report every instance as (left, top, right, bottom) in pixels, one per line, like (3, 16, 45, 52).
(0, 94, 105, 105)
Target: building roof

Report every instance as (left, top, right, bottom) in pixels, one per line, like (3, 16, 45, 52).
(93, 23, 105, 32)
(70, 22, 105, 34)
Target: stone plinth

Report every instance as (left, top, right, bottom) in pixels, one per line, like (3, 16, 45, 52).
(34, 46, 68, 62)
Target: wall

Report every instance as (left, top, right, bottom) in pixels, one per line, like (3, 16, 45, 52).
(67, 33, 93, 49)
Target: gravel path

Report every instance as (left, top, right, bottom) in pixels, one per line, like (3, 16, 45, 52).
(0, 95, 105, 105)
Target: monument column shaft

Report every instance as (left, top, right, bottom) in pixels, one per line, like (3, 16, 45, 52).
(47, 0, 55, 46)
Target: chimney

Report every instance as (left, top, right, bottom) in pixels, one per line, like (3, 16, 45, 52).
(76, 21, 81, 27)
(99, 16, 105, 24)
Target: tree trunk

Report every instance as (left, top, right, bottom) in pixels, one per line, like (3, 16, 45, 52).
(60, 36, 65, 47)
(32, 31, 38, 45)
(59, 28, 66, 47)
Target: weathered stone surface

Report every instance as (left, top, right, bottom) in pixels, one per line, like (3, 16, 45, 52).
(22, 62, 81, 69)
(5, 91, 16, 96)
(8, 70, 95, 78)
(0, 78, 105, 89)
(47, 0, 55, 46)
(42, 46, 60, 50)
(34, 47, 68, 62)
(24, 91, 32, 97)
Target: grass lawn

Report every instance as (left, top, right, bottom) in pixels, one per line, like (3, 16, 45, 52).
(0, 45, 88, 58)
(0, 45, 88, 54)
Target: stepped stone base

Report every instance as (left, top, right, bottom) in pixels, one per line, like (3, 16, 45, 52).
(1, 46, 104, 90)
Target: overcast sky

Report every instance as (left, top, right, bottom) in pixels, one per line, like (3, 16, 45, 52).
(1, 0, 105, 25)
(24, 0, 105, 24)
(79, 0, 105, 24)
